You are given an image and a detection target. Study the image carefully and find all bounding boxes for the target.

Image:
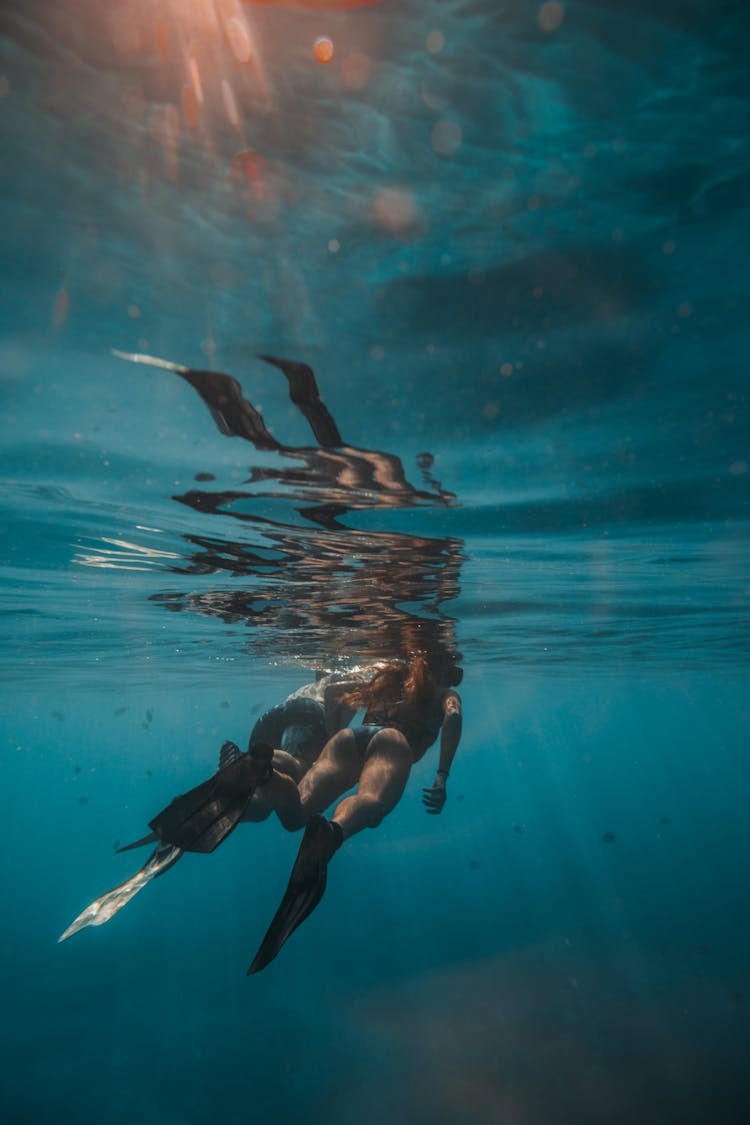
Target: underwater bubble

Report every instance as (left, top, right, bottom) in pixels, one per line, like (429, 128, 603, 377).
(538, 2, 565, 34)
(426, 30, 445, 55)
(373, 186, 421, 237)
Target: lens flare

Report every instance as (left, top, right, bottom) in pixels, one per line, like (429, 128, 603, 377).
(242, 1, 382, 8)
(314, 36, 334, 64)
(181, 84, 200, 129)
(154, 16, 170, 62)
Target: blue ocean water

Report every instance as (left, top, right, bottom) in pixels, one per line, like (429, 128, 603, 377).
(1, 1, 749, 1122)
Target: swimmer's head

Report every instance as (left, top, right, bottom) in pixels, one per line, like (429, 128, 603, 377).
(426, 650, 464, 689)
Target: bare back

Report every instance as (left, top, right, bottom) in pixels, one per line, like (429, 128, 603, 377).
(363, 689, 458, 760)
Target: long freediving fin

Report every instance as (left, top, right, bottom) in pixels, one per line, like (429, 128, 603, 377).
(149, 743, 273, 854)
(58, 841, 182, 942)
(247, 815, 342, 974)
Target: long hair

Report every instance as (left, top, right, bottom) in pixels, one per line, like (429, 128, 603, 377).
(343, 653, 438, 712)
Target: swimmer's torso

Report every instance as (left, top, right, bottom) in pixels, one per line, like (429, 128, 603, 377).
(363, 692, 448, 760)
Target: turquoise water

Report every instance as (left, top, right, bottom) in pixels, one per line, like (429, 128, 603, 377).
(1, 1, 749, 1122)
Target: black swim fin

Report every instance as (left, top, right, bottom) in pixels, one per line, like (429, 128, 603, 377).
(218, 739, 243, 771)
(247, 815, 342, 974)
(149, 743, 273, 854)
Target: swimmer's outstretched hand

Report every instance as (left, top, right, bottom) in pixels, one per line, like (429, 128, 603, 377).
(422, 771, 448, 814)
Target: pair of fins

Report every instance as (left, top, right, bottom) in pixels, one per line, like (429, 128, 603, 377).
(59, 742, 273, 943)
(59, 739, 341, 975)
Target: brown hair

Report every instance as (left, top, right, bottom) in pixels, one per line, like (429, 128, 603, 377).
(344, 653, 438, 712)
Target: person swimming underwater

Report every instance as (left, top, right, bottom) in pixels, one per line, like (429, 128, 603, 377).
(58, 670, 369, 943)
(240, 670, 368, 823)
(247, 651, 463, 973)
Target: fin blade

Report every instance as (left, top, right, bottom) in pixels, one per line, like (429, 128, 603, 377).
(58, 843, 182, 942)
(247, 816, 333, 974)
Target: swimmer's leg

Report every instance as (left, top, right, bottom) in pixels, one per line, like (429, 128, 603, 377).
(331, 729, 412, 840)
(297, 729, 362, 819)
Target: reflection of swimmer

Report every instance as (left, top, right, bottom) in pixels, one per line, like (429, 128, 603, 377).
(113, 347, 462, 671)
(113, 349, 455, 518)
(58, 671, 367, 943)
(248, 651, 463, 973)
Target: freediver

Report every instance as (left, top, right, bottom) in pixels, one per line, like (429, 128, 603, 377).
(60, 349, 464, 958)
(248, 650, 463, 973)
(240, 669, 369, 823)
(58, 670, 369, 943)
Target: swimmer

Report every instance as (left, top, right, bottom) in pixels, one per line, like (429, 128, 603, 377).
(248, 651, 463, 973)
(58, 670, 368, 943)
(240, 670, 369, 823)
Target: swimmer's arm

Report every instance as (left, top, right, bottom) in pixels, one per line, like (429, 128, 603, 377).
(322, 677, 363, 736)
(437, 691, 462, 777)
(269, 770, 305, 832)
(423, 692, 462, 815)
(272, 749, 306, 783)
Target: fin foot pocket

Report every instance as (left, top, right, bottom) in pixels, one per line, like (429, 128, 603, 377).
(149, 747, 270, 853)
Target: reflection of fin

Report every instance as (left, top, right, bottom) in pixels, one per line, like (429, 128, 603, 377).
(112, 349, 188, 374)
(113, 350, 281, 451)
(218, 739, 243, 771)
(207, 406, 236, 437)
(247, 815, 342, 974)
(58, 842, 182, 942)
(149, 744, 273, 853)
(258, 354, 343, 448)
(116, 831, 158, 853)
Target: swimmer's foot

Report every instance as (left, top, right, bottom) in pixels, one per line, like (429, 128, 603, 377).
(247, 815, 343, 974)
(149, 742, 274, 854)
